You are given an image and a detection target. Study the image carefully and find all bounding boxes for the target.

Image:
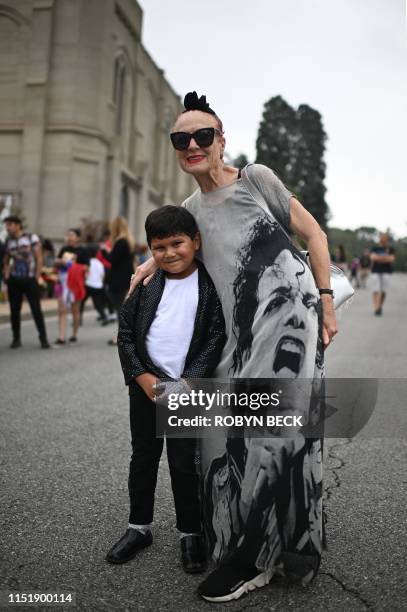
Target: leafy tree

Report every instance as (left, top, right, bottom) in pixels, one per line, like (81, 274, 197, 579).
(233, 153, 250, 169)
(255, 96, 328, 227)
(256, 96, 295, 183)
(356, 226, 379, 241)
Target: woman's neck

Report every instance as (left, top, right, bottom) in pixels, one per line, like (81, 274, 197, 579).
(195, 165, 239, 193)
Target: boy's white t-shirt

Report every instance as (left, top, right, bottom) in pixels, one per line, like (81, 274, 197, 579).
(86, 258, 105, 289)
(146, 268, 199, 379)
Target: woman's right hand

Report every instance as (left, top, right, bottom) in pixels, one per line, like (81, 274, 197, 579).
(127, 257, 157, 297)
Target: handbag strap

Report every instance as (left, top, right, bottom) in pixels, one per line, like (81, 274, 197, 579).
(241, 164, 294, 243)
(241, 164, 306, 258)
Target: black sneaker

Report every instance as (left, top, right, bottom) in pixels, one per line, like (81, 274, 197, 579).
(40, 339, 51, 349)
(197, 564, 273, 602)
(10, 339, 22, 349)
(54, 339, 66, 346)
(69, 336, 77, 343)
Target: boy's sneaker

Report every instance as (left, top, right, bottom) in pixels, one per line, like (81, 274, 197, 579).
(105, 529, 152, 564)
(197, 563, 273, 602)
(180, 535, 207, 574)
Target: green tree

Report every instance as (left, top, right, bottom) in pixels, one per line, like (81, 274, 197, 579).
(255, 96, 295, 183)
(255, 96, 328, 227)
(233, 153, 249, 169)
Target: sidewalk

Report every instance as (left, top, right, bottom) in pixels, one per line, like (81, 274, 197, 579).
(0, 298, 93, 324)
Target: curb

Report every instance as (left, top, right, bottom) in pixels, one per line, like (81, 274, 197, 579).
(0, 304, 94, 325)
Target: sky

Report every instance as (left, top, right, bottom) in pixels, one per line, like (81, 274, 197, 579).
(138, 0, 406, 236)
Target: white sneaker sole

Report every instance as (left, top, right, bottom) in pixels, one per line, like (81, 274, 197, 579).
(200, 568, 274, 603)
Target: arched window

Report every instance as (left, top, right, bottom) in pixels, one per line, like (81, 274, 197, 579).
(119, 184, 129, 218)
(113, 56, 127, 134)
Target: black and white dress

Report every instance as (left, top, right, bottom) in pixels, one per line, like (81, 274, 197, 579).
(184, 164, 325, 583)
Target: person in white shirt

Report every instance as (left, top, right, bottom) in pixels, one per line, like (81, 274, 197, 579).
(84, 246, 108, 323)
(106, 205, 225, 574)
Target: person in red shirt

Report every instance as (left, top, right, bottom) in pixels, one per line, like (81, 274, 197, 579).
(54, 229, 89, 344)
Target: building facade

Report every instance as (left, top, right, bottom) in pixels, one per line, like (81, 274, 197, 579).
(0, 0, 194, 242)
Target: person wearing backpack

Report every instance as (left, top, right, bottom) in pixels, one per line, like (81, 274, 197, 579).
(3, 215, 50, 349)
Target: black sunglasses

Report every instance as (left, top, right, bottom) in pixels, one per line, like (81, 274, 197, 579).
(170, 127, 222, 151)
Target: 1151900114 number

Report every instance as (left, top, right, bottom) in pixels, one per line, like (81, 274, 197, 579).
(4, 592, 75, 605)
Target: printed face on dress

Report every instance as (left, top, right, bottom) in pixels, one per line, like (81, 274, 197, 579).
(150, 232, 200, 279)
(171, 111, 225, 177)
(249, 249, 319, 378)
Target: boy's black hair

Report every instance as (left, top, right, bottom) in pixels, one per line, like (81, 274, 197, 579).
(145, 205, 198, 246)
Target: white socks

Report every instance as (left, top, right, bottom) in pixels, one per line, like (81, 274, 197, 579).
(128, 523, 151, 534)
(179, 532, 201, 539)
(128, 525, 201, 539)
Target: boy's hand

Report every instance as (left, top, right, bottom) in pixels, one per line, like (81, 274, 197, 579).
(154, 378, 191, 405)
(135, 372, 157, 402)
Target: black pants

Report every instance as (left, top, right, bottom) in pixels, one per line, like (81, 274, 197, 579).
(84, 286, 107, 319)
(103, 283, 115, 315)
(7, 277, 48, 342)
(110, 288, 127, 312)
(128, 384, 202, 533)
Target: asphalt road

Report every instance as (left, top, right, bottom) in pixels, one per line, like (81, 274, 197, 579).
(0, 274, 406, 611)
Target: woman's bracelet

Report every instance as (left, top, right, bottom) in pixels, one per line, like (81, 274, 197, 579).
(318, 288, 334, 297)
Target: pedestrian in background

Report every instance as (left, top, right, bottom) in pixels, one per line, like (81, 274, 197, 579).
(332, 244, 347, 273)
(0, 238, 5, 301)
(370, 232, 395, 316)
(2, 215, 50, 349)
(102, 217, 135, 346)
(83, 245, 108, 323)
(96, 229, 116, 324)
(54, 229, 89, 345)
(349, 256, 360, 288)
(41, 238, 56, 298)
(359, 248, 371, 288)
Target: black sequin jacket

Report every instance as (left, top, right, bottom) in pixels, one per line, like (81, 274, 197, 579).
(117, 261, 226, 389)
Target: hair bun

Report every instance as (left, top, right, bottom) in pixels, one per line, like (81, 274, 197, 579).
(183, 91, 215, 115)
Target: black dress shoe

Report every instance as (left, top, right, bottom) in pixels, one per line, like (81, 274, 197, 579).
(106, 529, 152, 564)
(10, 339, 22, 349)
(181, 535, 207, 574)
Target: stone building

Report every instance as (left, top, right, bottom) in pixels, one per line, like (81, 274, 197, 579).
(0, 0, 194, 242)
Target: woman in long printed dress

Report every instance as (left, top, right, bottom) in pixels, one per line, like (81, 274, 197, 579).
(129, 92, 337, 603)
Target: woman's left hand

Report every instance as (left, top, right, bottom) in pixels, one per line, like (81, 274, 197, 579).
(321, 295, 338, 347)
